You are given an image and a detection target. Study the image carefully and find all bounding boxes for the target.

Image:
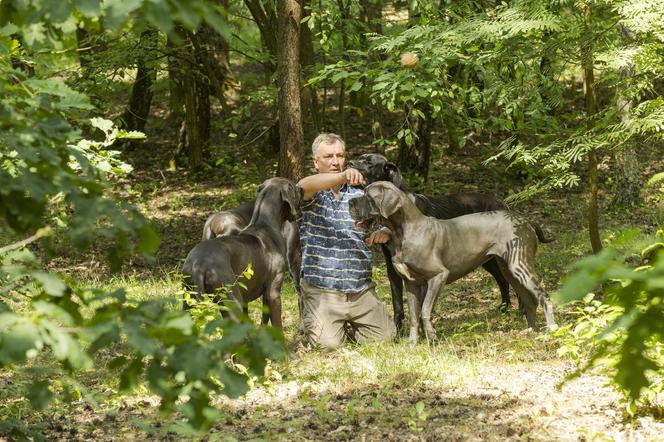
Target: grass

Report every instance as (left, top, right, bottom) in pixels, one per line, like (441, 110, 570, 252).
(3, 136, 664, 441)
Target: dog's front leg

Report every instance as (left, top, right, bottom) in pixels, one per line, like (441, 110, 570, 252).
(265, 272, 286, 329)
(421, 271, 449, 342)
(405, 281, 425, 345)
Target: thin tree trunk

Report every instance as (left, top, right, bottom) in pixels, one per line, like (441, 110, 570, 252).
(611, 25, 641, 209)
(336, 0, 349, 140)
(121, 28, 158, 133)
(195, 19, 232, 104)
(300, 0, 321, 132)
(244, 0, 278, 75)
(167, 35, 185, 124)
(75, 26, 107, 73)
(180, 30, 211, 169)
(398, 103, 433, 180)
(277, 0, 305, 180)
(582, 2, 602, 253)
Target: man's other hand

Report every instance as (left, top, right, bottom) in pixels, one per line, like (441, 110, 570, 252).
(344, 168, 365, 187)
(366, 227, 392, 245)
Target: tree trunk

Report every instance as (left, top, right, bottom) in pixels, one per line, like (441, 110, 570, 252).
(582, 2, 602, 253)
(611, 25, 641, 209)
(336, 0, 350, 140)
(300, 0, 321, 132)
(121, 28, 158, 133)
(194, 17, 232, 104)
(167, 34, 185, 124)
(180, 30, 211, 169)
(244, 0, 279, 75)
(398, 103, 433, 181)
(277, 0, 305, 181)
(75, 25, 107, 73)
(360, 0, 382, 34)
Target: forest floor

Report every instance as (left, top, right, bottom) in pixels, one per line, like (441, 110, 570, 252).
(3, 95, 664, 441)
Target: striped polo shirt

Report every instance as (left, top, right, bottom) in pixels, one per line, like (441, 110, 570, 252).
(299, 184, 373, 294)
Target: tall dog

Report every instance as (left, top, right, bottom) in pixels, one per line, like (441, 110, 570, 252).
(347, 154, 550, 333)
(202, 198, 302, 298)
(349, 182, 556, 344)
(182, 178, 303, 328)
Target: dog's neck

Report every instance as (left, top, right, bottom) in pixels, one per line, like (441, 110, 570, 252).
(382, 196, 427, 248)
(246, 190, 289, 251)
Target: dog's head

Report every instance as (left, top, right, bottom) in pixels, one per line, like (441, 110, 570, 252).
(347, 153, 404, 189)
(256, 177, 303, 222)
(349, 182, 405, 230)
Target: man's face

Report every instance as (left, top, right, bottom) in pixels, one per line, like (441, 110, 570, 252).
(314, 140, 345, 174)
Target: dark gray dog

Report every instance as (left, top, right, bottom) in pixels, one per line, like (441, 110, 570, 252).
(347, 153, 548, 333)
(349, 182, 556, 344)
(182, 178, 303, 328)
(202, 199, 302, 297)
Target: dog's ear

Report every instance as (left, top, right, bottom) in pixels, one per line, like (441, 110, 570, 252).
(281, 184, 300, 221)
(256, 182, 266, 196)
(369, 185, 403, 219)
(385, 162, 403, 189)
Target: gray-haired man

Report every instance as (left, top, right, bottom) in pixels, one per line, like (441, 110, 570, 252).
(296, 133, 395, 349)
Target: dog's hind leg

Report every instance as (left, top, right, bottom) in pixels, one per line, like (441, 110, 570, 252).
(265, 273, 285, 329)
(497, 257, 555, 329)
(482, 258, 512, 312)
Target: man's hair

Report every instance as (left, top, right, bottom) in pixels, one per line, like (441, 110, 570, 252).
(311, 133, 345, 157)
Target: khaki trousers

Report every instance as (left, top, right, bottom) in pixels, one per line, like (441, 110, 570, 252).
(301, 280, 395, 349)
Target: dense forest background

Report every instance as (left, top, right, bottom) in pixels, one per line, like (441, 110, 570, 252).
(1, 0, 663, 440)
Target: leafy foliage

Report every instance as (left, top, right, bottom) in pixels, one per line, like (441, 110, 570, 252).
(0, 249, 285, 430)
(307, 0, 664, 202)
(0, 0, 284, 435)
(553, 228, 664, 411)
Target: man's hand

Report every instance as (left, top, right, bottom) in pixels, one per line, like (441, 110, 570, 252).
(344, 168, 365, 187)
(366, 227, 392, 245)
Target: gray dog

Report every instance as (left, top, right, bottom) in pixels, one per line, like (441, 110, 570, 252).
(349, 181, 556, 344)
(202, 199, 302, 296)
(182, 177, 303, 329)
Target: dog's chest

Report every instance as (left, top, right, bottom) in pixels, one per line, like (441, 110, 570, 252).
(392, 245, 438, 281)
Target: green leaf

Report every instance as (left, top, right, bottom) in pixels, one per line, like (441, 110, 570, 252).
(0, 315, 40, 365)
(217, 367, 250, 398)
(119, 357, 144, 391)
(137, 223, 160, 255)
(75, 0, 101, 17)
(27, 380, 54, 411)
(349, 80, 363, 92)
(90, 117, 115, 135)
(32, 272, 67, 296)
(21, 23, 46, 46)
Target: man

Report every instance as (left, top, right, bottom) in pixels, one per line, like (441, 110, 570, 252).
(297, 133, 395, 349)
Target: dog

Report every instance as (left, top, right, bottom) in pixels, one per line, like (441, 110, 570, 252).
(349, 181, 556, 344)
(182, 178, 303, 328)
(347, 153, 552, 333)
(202, 198, 302, 299)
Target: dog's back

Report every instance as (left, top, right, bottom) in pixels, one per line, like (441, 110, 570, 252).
(202, 200, 255, 240)
(414, 193, 507, 219)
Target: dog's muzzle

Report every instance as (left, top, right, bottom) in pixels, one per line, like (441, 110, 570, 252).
(349, 196, 376, 230)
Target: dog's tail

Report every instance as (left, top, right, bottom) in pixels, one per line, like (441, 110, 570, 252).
(202, 215, 215, 241)
(531, 222, 555, 243)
